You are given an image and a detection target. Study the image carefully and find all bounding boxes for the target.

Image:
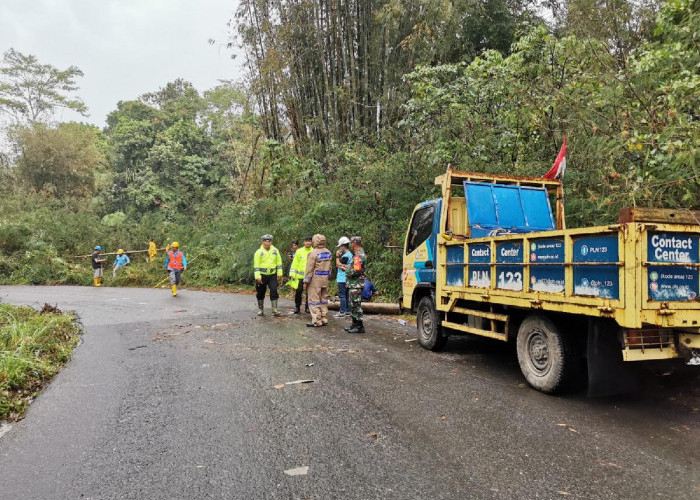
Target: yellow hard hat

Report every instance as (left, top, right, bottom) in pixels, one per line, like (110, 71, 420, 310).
(117, 249, 124, 254)
(171, 241, 179, 248)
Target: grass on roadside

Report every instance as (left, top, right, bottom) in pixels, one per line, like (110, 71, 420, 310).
(0, 303, 81, 422)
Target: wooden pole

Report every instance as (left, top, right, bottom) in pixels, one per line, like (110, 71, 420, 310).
(327, 299, 401, 315)
(72, 248, 167, 258)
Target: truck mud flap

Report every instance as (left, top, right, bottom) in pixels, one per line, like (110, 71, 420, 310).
(587, 320, 639, 397)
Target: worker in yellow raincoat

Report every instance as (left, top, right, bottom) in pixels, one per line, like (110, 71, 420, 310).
(148, 239, 157, 263)
(288, 236, 313, 314)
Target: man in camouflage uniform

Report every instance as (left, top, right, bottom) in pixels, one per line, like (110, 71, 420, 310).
(344, 236, 366, 334)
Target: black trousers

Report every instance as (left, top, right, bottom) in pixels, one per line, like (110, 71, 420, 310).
(256, 274, 279, 301)
(294, 283, 308, 310)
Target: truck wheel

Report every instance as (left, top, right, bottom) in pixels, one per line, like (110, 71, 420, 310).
(516, 315, 571, 394)
(416, 296, 447, 351)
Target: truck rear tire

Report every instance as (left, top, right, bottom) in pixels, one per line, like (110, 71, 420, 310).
(516, 315, 572, 393)
(417, 296, 447, 351)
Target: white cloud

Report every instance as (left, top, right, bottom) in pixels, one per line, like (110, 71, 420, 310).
(0, 0, 242, 127)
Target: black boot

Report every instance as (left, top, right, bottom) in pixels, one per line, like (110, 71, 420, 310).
(347, 320, 364, 334)
(294, 306, 300, 314)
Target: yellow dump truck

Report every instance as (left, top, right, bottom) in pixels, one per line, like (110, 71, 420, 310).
(401, 167, 700, 394)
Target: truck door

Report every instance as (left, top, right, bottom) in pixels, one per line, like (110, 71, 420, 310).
(402, 200, 441, 310)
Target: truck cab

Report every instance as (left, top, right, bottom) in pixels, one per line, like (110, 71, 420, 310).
(401, 198, 441, 311)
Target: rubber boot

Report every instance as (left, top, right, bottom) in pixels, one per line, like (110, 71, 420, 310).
(348, 321, 365, 334)
(271, 300, 281, 317)
(257, 300, 264, 316)
(93, 278, 100, 287)
(96, 277, 102, 287)
(172, 285, 177, 297)
(294, 306, 300, 315)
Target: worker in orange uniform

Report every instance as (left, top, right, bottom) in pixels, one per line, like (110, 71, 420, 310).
(164, 241, 187, 296)
(303, 234, 332, 327)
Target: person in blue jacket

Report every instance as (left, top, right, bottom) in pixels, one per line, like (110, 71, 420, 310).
(112, 249, 131, 278)
(334, 236, 352, 317)
(361, 279, 377, 301)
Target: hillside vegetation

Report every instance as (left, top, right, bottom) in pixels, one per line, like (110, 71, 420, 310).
(0, 0, 697, 298)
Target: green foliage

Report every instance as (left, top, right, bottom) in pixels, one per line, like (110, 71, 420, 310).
(0, 304, 81, 421)
(101, 211, 127, 228)
(402, 2, 699, 226)
(0, 48, 87, 124)
(13, 122, 106, 198)
(0, 1, 697, 305)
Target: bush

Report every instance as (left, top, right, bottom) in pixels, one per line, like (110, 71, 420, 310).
(0, 304, 81, 421)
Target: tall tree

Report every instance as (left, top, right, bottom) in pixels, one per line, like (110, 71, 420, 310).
(15, 122, 105, 198)
(0, 48, 88, 124)
(233, 0, 529, 155)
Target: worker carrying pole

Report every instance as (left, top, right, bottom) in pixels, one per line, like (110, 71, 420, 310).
(164, 241, 187, 297)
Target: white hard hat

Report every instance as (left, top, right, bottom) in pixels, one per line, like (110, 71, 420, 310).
(337, 236, 350, 247)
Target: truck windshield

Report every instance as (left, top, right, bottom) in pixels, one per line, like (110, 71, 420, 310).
(406, 205, 435, 254)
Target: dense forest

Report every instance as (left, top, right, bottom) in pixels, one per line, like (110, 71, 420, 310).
(0, 0, 697, 298)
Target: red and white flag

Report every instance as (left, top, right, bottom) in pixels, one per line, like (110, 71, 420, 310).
(543, 136, 567, 180)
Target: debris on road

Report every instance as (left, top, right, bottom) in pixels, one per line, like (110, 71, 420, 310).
(128, 345, 147, 351)
(365, 431, 379, 439)
(405, 338, 417, 343)
(556, 423, 580, 434)
(285, 380, 315, 385)
(40, 303, 62, 315)
(305, 363, 314, 367)
(273, 384, 285, 389)
(283, 466, 309, 476)
(397, 319, 407, 326)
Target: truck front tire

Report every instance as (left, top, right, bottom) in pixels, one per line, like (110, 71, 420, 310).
(516, 315, 572, 393)
(416, 296, 447, 351)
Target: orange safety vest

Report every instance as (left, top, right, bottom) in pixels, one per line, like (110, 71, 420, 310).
(353, 254, 363, 272)
(168, 251, 184, 270)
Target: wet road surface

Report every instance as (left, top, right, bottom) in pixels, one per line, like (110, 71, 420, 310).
(0, 285, 698, 499)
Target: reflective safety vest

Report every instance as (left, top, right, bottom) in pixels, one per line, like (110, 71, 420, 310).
(290, 246, 313, 281)
(167, 250, 184, 270)
(254, 245, 283, 279)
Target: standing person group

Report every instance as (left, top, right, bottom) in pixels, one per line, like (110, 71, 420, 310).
(89, 240, 188, 297)
(253, 233, 368, 334)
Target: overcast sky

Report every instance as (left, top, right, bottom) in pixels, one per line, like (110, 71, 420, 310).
(0, 0, 243, 128)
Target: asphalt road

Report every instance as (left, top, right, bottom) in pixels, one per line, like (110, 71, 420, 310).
(0, 285, 698, 500)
